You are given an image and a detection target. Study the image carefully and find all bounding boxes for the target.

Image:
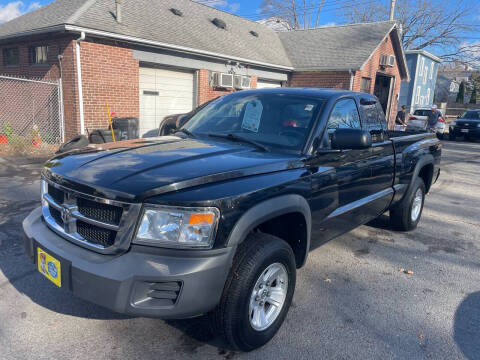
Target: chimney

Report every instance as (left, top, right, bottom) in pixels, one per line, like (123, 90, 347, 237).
(115, 0, 122, 23)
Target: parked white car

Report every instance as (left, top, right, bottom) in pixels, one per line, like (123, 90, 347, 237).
(407, 108, 446, 138)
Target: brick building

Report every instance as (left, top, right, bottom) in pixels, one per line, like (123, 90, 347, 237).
(0, 0, 408, 139)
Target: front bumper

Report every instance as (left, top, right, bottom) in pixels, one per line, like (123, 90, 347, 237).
(23, 207, 235, 319)
(450, 126, 480, 138)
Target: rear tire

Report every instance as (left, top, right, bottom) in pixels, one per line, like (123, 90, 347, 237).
(213, 232, 296, 352)
(390, 177, 426, 231)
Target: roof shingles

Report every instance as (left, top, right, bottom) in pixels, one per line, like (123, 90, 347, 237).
(0, 0, 401, 73)
(278, 21, 396, 71)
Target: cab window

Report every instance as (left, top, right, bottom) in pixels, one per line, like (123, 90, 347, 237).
(360, 99, 387, 143)
(327, 99, 361, 132)
(324, 98, 361, 147)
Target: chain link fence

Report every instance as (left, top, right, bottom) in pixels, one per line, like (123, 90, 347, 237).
(0, 75, 64, 155)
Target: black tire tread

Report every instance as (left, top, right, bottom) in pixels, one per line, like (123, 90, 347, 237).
(213, 232, 295, 351)
(390, 177, 425, 231)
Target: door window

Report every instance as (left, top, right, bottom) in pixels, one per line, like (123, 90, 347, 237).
(360, 100, 387, 143)
(360, 77, 371, 93)
(324, 99, 361, 147)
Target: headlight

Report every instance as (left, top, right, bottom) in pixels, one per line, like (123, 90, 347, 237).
(134, 206, 220, 249)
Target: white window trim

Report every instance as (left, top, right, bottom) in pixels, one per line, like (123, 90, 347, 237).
(419, 58, 425, 76)
(426, 88, 430, 104)
(429, 63, 434, 80)
(415, 86, 421, 104)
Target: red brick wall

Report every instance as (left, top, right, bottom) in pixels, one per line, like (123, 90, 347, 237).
(289, 71, 351, 89)
(0, 36, 81, 139)
(197, 69, 258, 105)
(0, 38, 67, 81)
(352, 32, 402, 127)
(288, 32, 403, 127)
(79, 40, 139, 132)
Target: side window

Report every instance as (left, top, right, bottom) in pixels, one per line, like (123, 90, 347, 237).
(360, 77, 371, 93)
(325, 99, 361, 146)
(360, 100, 387, 143)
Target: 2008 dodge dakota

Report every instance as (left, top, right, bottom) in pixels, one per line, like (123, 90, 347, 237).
(23, 88, 441, 351)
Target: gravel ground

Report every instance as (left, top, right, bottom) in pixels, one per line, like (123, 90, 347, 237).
(0, 140, 479, 360)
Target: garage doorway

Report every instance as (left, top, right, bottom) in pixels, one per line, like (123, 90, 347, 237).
(139, 67, 194, 136)
(373, 73, 394, 116)
(256, 79, 282, 89)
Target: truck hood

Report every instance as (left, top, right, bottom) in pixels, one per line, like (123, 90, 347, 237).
(43, 136, 303, 202)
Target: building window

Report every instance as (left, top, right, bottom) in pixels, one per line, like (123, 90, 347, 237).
(29, 45, 48, 64)
(360, 77, 371, 93)
(415, 86, 421, 104)
(429, 63, 434, 79)
(2, 47, 19, 66)
(426, 88, 431, 104)
(419, 57, 425, 76)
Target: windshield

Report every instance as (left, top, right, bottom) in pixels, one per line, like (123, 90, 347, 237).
(183, 92, 323, 152)
(460, 111, 480, 120)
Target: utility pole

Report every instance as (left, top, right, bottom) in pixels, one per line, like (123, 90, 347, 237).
(389, 0, 396, 20)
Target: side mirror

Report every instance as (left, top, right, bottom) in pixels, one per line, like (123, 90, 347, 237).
(331, 128, 372, 150)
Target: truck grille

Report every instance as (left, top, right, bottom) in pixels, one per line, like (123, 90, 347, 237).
(41, 180, 140, 253)
(77, 197, 123, 226)
(76, 220, 117, 247)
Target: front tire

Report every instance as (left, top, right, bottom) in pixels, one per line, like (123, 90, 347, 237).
(390, 177, 426, 231)
(213, 232, 296, 351)
(449, 132, 456, 141)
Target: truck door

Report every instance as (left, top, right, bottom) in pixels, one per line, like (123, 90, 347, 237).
(360, 98, 395, 218)
(309, 98, 373, 249)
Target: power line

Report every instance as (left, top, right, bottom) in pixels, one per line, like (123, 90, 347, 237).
(236, 0, 378, 18)
(239, 0, 381, 20)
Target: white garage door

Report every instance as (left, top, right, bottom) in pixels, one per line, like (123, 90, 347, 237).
(256, 79, 282, 89)
(139, 67, 194, 136)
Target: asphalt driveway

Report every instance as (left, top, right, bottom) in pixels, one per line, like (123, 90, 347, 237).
(0, 140, 479, 360)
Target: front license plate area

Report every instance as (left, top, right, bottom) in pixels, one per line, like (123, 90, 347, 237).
(461, 129, 469, 133)
(37, 247, 61, 287)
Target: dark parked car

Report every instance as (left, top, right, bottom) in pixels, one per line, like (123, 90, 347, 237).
(23, 89, 441, 351)
(156, 97, 219, 136)
(449, 109, 480, 141)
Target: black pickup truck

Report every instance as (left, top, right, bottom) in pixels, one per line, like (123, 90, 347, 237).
(23, 89, 441, 351)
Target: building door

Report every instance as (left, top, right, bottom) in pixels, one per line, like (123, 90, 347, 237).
(139, 67, 194, 136)
(373, 73, 392, 115)
(256, 79, 282, 89)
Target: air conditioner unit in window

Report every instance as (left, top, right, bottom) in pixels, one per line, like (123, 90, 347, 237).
(380, 54, 395, 67)
(212, 72, 234, 88)
(234, 75, 251, 89)
(241, 76, 251, 89)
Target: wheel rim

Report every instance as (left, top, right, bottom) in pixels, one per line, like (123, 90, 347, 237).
(411, 188, 423, 222)
(249, 262, 288, 331)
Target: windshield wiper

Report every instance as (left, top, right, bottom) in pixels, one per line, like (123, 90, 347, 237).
(175, 128, 196, 138)
(208, 133, 268, 152)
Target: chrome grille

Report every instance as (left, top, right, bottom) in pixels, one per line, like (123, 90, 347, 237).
(41, 179, 141, 254)
(76, 220, 117, 247)
(77, 197, 123, 226)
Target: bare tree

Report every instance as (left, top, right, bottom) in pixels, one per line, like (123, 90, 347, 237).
(259, 0, 326, 29)
(341, 0, 479, 66)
